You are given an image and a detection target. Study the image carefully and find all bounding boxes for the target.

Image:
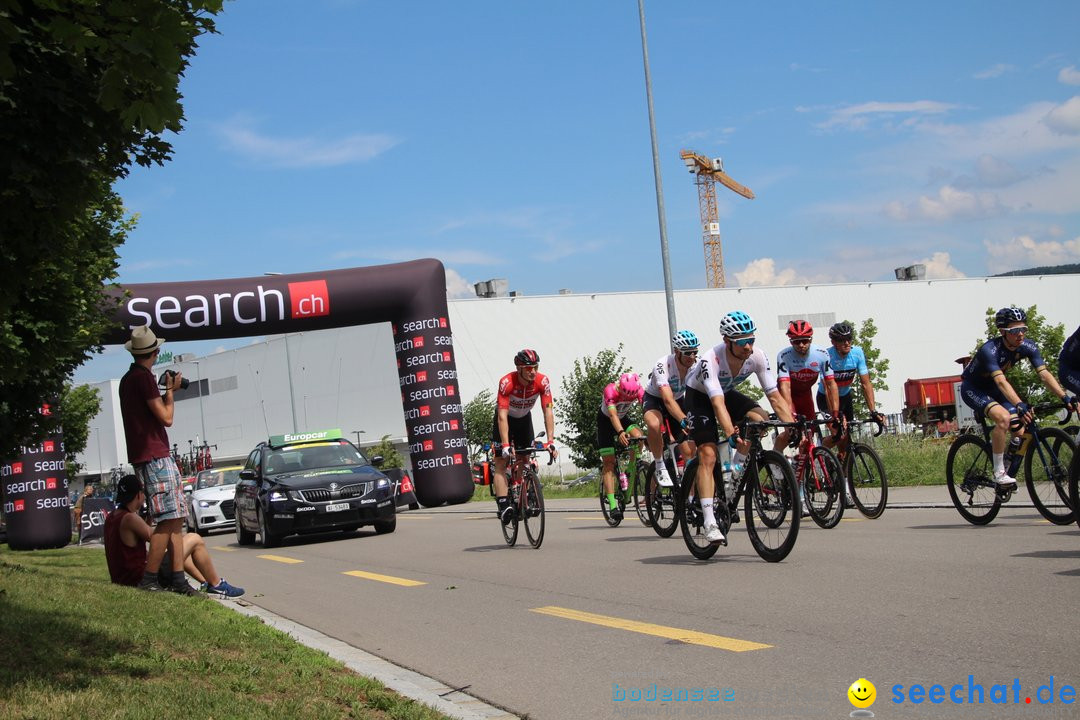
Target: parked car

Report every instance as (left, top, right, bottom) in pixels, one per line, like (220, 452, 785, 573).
(234, 429, 396, 548)
(185, 465, 243, 535)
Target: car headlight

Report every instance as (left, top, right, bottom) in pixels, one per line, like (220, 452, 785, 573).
(198, 500, 211, 508)
(269, 490, 289, 502)
(376, 478, 390, 489)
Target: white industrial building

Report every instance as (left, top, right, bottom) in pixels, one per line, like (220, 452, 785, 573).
(76, 273, 1079, 481)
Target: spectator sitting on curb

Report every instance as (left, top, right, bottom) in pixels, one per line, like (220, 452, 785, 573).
(104, 475, 244, 597)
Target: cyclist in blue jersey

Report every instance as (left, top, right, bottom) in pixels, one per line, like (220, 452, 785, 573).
(817, 322, 883, 442)
(960, 308, 1078, 488)
(1059, 324, 1080, 401)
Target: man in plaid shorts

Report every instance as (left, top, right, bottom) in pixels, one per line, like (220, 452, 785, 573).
(119, 325, 197, 594)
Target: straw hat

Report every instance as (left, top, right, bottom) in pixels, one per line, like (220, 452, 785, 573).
(124, 325, 165, 355)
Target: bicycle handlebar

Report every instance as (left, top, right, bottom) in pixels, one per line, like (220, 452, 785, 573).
(1029, 401, 1076, 426)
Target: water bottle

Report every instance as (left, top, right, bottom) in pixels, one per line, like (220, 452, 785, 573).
(1006, 436, 1023, 476)
(511, 482, 521, 504)
(618, 471, 629, 491)
(722, 462, 735, 499)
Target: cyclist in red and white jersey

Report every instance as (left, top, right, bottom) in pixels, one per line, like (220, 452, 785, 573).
(493, 349, 557, 524)
(643, 330, 699, 488)
(777, 320, 840, 424)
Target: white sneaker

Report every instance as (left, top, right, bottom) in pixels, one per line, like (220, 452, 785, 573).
(993, 471, 1018, 489)
(704, 523, 725, 544)
(655, 467, 674, 488)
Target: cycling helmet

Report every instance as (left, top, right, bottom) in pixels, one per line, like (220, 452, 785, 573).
(514, 348, 540, 367)
(718, 310, 756, 338)
(994, 307, 1027, 328)
(671, 329, 700, 352)
(828, 322, 854, 341)
(618, 372, 642, 397)
(786, 319, 814, 339)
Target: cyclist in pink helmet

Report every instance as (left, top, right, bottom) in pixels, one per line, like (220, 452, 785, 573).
(595, 372, 645, 521)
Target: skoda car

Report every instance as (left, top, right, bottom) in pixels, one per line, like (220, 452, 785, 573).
(234, 429, 396, 548)
(185, 465, 243, 535)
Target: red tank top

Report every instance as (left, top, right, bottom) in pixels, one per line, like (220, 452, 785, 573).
(104, 508, 146, 586)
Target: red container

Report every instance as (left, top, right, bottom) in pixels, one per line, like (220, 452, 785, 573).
(904, 375, 961, 409)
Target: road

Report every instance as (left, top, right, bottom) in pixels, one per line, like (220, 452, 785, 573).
(204, 486, 1080, 719)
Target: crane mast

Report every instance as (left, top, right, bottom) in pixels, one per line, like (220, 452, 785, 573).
(680, 149, 755, 289)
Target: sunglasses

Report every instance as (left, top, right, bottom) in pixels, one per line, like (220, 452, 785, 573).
(679, 350, 699, 357)
(791, 338, 812, 345)
(1004, 326, 1028, 335)
(732, 337, 756, 347)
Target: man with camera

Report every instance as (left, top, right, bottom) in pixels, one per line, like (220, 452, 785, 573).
(119, 325, 196, 594)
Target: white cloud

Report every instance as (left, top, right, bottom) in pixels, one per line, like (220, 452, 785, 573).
(218, 118, 400, 167)
(1044, 95, 1080, 135)
(984, 234, 1080, 273)
(1058, 66, 1080, 86)
(733, 258, 804, 287)
(917, 251, 966, 279)
(444, 267, 475, 299)
(818, 100, 958, 130)
(973, 63, 1015, 80)
(883, 185, 1005, 221)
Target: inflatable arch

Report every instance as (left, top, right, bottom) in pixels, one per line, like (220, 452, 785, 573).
(102, 259, 474, 507)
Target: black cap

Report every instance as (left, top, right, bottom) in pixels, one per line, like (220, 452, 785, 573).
(116, 474, 143, 505)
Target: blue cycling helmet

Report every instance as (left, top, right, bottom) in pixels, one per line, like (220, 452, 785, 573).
(994, 307, 1026, 328)
(719, 311, 756, 338)
(671, 330, 700, 352)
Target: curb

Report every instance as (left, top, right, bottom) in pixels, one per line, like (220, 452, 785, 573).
(221, 599, 518, 720)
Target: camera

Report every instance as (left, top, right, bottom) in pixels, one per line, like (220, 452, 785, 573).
(158, 369, 190, 391)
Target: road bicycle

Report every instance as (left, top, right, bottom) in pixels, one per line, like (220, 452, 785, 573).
(790, 415, 846, 529)
(946, 402, 1076, 526)
(678, 417, 800, 563)
(834, 417, 888, 519)
(643, 424, 690, 538)
(1070, 451, 1080, 531)
(502, 435, 553, 549)
(599, 435, 650, 527)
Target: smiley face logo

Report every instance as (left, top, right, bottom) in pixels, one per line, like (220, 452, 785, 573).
(848, 678, 876, 709)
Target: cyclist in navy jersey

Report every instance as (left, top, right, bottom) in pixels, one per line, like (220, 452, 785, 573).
(960, 308, 1077, 488)
(642, 330, 699, 488)
(1059, 324, 1080, 401)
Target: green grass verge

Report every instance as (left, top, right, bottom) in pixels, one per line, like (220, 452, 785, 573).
(0, 546, 453, 720)
(862, 433, 952, 486)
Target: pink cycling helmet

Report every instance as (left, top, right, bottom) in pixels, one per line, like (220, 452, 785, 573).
(618, 372, 641, 396)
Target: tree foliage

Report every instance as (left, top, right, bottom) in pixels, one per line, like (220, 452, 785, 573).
(0, 0, 221, 461)
(838, 317, 891, 416)
(974, 305, 1065, 409)
(367, 434, 404, 470)
(555, 345, 637, 469)
(57, 383, 102, 476)
(463, 389, 496, 461)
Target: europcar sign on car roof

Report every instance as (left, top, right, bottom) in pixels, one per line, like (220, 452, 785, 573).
(269, 429, 343, 447)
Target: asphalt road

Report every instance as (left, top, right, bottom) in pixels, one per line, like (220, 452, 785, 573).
(204, 487, 1080, 719)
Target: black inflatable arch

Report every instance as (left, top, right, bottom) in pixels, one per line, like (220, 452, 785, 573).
(103, 259, 473, 507)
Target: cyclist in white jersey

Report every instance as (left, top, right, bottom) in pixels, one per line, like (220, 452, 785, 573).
(683, 311, 795, 544)
(643, 330, 699, 488)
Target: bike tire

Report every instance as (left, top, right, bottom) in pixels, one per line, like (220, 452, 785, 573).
(1070, 450, 1080, 531)
(632, 463, 651, 526)
(945, 434, 1000, 525)
(678, 458, 720, 560)
(600, 475, 623, 527)
(522, 469, 545, 548)
(645, 464, 679, 538)
(805, 446, 845, 530)
(501, 487, 520, 546)
(846, 443, 888, 519)
(1023, 427, 1076, 525)
(744, 450, 800, 563)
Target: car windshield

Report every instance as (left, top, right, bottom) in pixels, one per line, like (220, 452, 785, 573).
(265, 441, 368, 475)
(196, 468, 242, 489)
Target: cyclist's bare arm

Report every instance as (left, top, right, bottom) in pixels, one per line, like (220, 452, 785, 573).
(777, 379, 793, 411)
(824, 376, 841, 419)
(767, 389, 794, 423)
(658, 385, 686, 424)
(858, 373, 879, 415)
(542, 403, 558, 458)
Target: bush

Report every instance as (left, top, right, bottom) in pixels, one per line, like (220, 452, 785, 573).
(556, 345, 637, 470)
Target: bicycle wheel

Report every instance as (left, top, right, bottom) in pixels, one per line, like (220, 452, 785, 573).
(945, 435, 1000, 525)
(645, 464, 679, 538)
(522, 469, 545, 548)
(1023, 427, 1076, 525)
(804, 447, 845, 529)
(846, 443, 888, 519)
(1071, 451, 1080, 531)
(678, 459, 721, 560)
(599, 470, 626, 527)
(744, 450, 799, 562)
(632, 463, 651, 526)
(501, 488, 519, 546)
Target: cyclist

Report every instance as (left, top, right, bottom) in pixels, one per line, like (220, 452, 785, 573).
(818, 321, 884, 452)
(684, 310, 795, 544)
(493, 349, 558, 525)
(643, 330, 699, 488)
(960, 308, 1077, 488)
(1059, 324, 1080, 406)
(596, 372, 646, 521)
(777, 320, 840, 424)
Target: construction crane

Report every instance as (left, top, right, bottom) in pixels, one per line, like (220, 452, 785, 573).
(680, 149, 755, 288)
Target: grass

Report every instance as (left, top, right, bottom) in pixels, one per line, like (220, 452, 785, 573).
(0, 546, 453, 720)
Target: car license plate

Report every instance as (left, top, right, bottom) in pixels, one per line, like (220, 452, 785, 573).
(325, 503, 349, 513)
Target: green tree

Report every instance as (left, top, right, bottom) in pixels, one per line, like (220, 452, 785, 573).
(556, 345, 637, 469)
(0, 0, 221, 462)
(57, 383, 102, 476)
(367, 434, 404, 469)
(838, 317, 891, 416)
(974, 305, 1065, 409)
(463, 389, 496, 461)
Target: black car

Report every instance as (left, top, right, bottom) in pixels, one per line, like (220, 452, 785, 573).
(234, 430, 396, 548)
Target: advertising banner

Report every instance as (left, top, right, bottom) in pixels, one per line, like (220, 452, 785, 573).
(2, 429, 72, 550)
(77, 498, 113, 544)
(103, 259, 473, 507)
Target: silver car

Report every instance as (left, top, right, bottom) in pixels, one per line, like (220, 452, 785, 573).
(185, 466, 243, 535)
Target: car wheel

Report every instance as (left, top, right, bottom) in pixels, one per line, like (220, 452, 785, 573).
(192, 512, 207, 537)
(374, 514, 397, 534)
(408, 502, 420, 511)
(235, 511, 255, 545)
(257, 507, 280, 548)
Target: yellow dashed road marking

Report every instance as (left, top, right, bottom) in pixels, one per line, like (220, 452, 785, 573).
(531, 606, 771, 652)
(343, 570, 426, 587)
(257, 554, 304, 564)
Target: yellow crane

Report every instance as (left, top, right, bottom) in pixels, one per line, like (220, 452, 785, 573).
(680, 149, 755, 288)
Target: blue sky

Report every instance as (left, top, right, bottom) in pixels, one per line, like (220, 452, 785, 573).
(77, 0, 1080, 381)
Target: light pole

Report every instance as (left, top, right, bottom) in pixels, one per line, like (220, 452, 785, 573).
(351, 430, 366, 446)
(190, 359, 207, 446)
